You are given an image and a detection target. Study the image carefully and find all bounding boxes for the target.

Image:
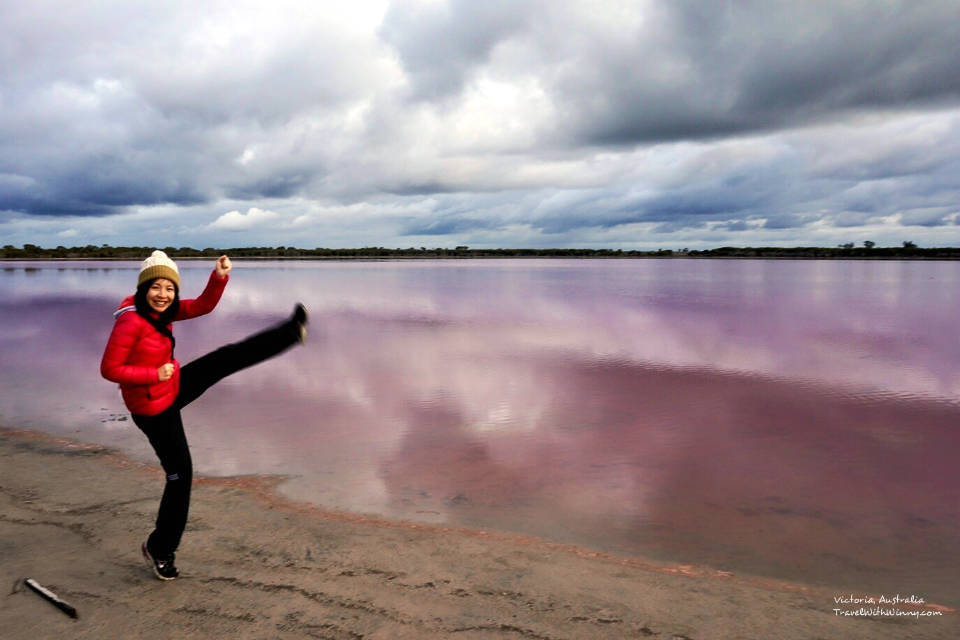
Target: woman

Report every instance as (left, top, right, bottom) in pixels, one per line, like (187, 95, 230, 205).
(100, 250, 307, 580)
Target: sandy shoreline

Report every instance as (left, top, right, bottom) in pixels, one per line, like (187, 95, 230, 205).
(1, 427, 955, 640)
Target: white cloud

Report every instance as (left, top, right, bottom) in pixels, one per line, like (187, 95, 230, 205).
(210, 207, 280, 230)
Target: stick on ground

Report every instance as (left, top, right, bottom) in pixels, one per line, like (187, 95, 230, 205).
(24, 578, 78, 619)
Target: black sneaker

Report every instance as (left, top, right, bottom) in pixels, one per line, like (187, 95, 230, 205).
(292, 303, 308, 326)
(142, 541, 179, 581)
(291, 303, 308, 343)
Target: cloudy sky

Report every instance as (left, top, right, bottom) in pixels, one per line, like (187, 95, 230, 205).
(2, 0, 959, 250)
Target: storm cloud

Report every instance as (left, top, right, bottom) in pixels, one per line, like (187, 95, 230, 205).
(2, 0, 959, 249)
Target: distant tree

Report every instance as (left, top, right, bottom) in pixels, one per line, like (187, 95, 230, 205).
(902, 241, 917, 249)
(839, 243, 854, 249)
(863, 240, 875, 249)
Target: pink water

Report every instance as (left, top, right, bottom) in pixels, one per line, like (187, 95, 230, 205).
(2, 259, 958, 603)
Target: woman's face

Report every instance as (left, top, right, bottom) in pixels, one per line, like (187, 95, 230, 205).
(146, 278, 177, 313)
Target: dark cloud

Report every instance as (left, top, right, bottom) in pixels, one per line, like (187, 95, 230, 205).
(0, 154, 206, 217)
(569, 1, 960, 144)
(522, 158, 791, 234)
(402, 214, 500, 236)
(379, 0, 535, 100)
(381, 1, 960, 144)
(225, 173, 312, 200)
(0, 1, 382, 219)
(900, 210, 955, 228)
(384, 182, 468, 197)
(0, 196, 112, 218)
(714, 220, 750, 232)
(831, 212, 872, 228)
(762, 214, 811, 231)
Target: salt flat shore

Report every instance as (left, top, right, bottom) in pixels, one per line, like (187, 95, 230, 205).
(1, 427, 955, 640)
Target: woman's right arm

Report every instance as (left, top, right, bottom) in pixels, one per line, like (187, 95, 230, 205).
(100, 313, 162, 384)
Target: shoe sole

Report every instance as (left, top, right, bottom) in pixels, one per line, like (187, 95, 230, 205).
(142, 542, 178, 581)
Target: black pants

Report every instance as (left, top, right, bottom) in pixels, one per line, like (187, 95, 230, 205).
(132, 316, 301, 557)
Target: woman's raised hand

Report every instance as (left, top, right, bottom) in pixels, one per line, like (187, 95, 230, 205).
(215, 255, 232, 278)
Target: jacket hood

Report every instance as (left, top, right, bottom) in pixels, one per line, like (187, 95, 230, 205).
(114, 294, 137, 320)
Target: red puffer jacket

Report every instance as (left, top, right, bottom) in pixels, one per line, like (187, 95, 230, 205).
(101, 270, 229, 416)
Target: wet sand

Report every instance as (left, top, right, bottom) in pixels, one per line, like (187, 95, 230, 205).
(1, 427, 955, 640)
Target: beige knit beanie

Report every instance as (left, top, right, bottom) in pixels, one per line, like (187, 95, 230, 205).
(138, 250, 180, 289)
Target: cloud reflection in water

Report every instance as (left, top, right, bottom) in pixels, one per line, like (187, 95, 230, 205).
(1, 259, 958, 603)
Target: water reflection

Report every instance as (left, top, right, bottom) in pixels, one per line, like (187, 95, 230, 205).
(1, 259, 958, 603)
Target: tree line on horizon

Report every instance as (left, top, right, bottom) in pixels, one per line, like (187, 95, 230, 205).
(3, 242, 959, 260)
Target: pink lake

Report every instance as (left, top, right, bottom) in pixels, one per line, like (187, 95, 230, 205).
(1, 258, 958, 605)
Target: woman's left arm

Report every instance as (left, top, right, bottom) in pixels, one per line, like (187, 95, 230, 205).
(176, 255, 231, 320)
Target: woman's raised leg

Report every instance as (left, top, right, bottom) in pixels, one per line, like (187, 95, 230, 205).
(176, 304, 307, 409)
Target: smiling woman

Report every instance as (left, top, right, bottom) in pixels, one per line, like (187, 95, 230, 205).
(99, 250, 309, 581)
(146, 279, 176, 313)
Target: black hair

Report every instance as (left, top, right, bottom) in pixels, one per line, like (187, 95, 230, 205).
(134, 278, 180, 355)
